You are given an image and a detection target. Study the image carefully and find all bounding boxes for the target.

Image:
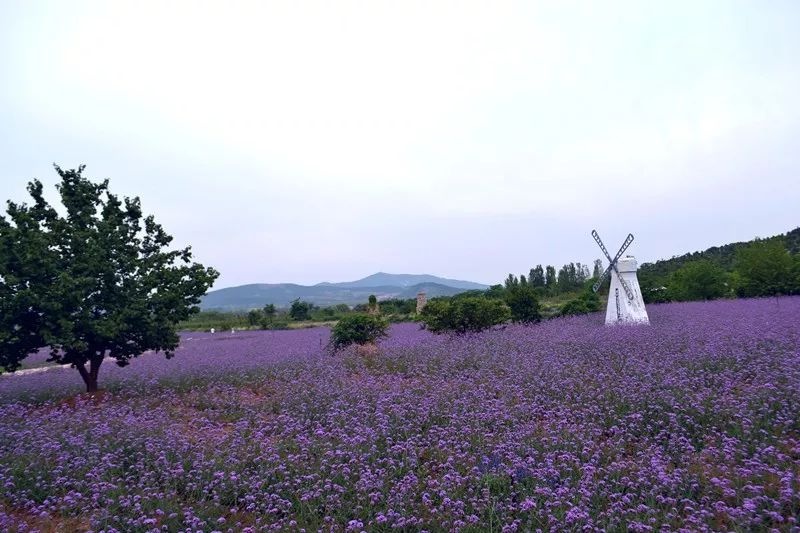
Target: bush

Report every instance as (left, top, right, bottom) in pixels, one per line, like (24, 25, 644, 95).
(420, 296, 510, 335)
(264, 317, 291, 330)
(560, 291, 601, 317)
(504, 284, 541, 323)
(642, 285, 672, 304)
(329, 314, 389, 352)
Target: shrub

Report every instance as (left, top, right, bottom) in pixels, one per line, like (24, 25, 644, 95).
(503, 284, 541, 323)
(329, 314, 389, 352)
(263, 317, 291, 330)
(560, 299, 592, 316)
(560, 291, 601, 317)
(420, 296, 510, 335)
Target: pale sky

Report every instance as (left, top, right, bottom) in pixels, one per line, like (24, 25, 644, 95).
(1, 1, 798, 289)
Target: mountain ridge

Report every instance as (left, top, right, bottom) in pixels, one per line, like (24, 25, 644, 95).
(201, 273, 488, 310)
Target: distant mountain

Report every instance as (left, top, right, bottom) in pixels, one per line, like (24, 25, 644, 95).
(322, 272, 487, 291)
(200, 273, 488, 310)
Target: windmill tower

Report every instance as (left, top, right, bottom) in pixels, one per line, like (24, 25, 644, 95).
(591, 230, 649, 325)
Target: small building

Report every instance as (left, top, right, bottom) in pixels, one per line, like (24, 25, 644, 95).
(416, 291, 427, 314)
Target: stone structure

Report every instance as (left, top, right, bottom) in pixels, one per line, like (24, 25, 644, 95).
(416, 291, 427, 314)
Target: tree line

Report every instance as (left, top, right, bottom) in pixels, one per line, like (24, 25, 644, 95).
(640, 235, 800, 303)
(498, 260, 602, 296)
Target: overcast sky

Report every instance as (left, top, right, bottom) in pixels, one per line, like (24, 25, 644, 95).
(1, 1, 798, 288)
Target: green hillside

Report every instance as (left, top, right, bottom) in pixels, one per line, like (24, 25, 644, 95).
(638, 226, 800, 300)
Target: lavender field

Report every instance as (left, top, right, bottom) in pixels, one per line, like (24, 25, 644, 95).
(1, 298, 799, 532)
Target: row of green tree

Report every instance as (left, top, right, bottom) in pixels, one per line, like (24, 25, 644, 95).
(640, 237, 800, 303)
(499, 260, 603, 295)
(419, 284, 603, 335)
(181, 296, 421, 331)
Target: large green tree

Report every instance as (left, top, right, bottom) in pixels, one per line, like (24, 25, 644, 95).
(529, 265, 545, 288)
(735, 240, 798, 297)
(289, 299, 313, 320)
(0, 165, 219, 392)
(670, 260, 728, 301)
(544, 265, 557, 293)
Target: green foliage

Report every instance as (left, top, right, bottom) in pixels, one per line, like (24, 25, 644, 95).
(640, 282, 671, 304)
(735, 240, 799, 297)
(560, 291, 601, 316)
(556, 262, 590, 293)
(452, 289, 491, 301)
(592, 259, 603, 279)
(306, 303, 351, 322)
(529, 265, 545, 288)
(261, 316, 291, 330)
(504, 274, 519, 289)
(503, 284, 541, 323)
(669, 260, 728, 301)
(637, 228, 800, 303)
(545, 265, 557, 294)
(375, 298, 415, 315)
(0, 165, 218, 391)
(247, 309, 263, 326)
(289, 299, 313, 320)
(329, 314, 388, 351)
(638, 227, 800, 295)
(484, 284, 506, 299)
(263, 303, 276, 317)
(420, 296, 510, 335)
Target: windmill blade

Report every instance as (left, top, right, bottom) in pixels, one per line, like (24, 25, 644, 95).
(591, 230, 636, 300)
(591, 230, 615, 264)
(610, 233, 635, 266)
(591, 230, 615, 293)
(592, 265, 612, 293)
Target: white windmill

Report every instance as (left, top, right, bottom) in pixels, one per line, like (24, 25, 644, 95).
(591, 230, 649, 325)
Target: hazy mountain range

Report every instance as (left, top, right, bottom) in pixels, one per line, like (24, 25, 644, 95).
(201, 226, 800, 311)
(200, 273, 488, 310)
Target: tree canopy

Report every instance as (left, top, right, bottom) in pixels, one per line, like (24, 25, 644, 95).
(289, 299, 313, 320)
(735, 240, 799, 297)
(504, 284, 541, 323)
(0, 165, 218, 391)
(670, 260, 728, 301)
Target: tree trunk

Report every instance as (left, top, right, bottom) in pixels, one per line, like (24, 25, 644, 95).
(76, 355, 103, 393)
